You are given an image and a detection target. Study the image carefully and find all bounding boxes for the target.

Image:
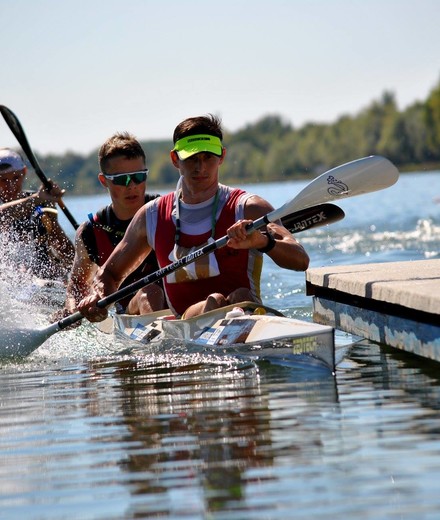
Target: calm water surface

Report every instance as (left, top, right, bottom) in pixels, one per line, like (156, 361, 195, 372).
(1, 171, 439, 519)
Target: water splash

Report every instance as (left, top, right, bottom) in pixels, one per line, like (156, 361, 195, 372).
(301, 217, 440, 260)
(0, 235, 117, 363)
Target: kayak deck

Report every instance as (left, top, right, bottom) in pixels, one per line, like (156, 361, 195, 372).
(113, 302, 336, 372)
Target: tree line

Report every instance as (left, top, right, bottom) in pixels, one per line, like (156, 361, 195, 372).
(35, 77, 440, 194)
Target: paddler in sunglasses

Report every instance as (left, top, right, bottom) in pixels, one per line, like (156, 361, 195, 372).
(54, 132, 165, 322)
(78, 115, 309, 322)
(0, 147, 75, 280)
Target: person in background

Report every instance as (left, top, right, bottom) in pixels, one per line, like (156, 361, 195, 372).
(56, 132, 165, 320)
(0, 147, 74, 280)
(77, 114, 309, 323)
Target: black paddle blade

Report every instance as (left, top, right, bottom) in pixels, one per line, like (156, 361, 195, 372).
(281, 203, 345, 233)
(0, 105, 40, 171)
(0, 104, 79, 230)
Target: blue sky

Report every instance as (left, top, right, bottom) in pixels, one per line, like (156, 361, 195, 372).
(1, 0, 439, 155)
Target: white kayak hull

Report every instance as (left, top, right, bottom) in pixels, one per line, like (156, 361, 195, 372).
(113, 302, 335, 372)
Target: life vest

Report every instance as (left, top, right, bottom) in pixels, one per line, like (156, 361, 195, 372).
(83, 207, 125, 266)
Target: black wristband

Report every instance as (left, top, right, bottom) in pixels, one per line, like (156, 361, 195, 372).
(257, 230, 276, 254)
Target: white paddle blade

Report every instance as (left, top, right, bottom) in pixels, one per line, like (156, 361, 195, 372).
(0, 322, 60, 358)
(269, 155, 399, 221)
(291, 155, 399, 210)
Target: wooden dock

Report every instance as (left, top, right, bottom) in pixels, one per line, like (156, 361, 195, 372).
(306, 259, 440, 362)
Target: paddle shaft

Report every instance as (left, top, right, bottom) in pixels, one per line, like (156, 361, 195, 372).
(0, 105, 79, 230)
(52, 203, 343, 331)
(56, 212, 280, 330)
(54, 155, 398, 332)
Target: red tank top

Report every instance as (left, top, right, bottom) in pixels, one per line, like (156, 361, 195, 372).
(90, 216, 114, 266)
(155, 188, 257, 316)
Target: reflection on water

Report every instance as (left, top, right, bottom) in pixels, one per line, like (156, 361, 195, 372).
(0, 357, 340, 519)
(3, 348, 440, 518)
(120, 363, 338, 518)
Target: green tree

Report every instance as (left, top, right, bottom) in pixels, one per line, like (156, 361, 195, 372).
(424, 78, 440, 160)
(222, 141, 265, 183)
(402, 103, 430, 164)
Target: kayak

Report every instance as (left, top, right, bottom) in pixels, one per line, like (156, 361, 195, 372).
(112, 301, 336, 372)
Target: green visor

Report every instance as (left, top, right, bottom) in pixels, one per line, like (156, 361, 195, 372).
(173, 134, 223, 160)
